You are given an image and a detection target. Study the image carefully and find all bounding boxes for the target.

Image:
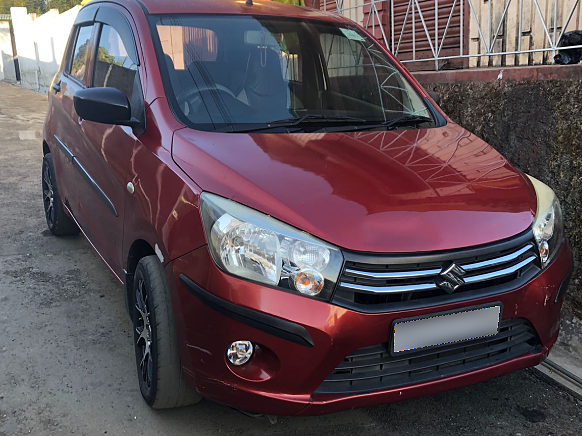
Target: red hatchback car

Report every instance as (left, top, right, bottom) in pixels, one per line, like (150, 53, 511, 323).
(42, 0, 572, 416)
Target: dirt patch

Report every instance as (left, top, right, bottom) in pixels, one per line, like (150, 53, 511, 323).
(2, 265, 88, 308)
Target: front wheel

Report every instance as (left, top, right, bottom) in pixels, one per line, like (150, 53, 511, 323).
(132, 255, 202, 409)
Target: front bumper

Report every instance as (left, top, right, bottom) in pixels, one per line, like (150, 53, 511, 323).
(167, 242, 572, 416)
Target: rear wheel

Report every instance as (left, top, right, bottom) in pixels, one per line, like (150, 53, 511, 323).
(133, 255, 202, 409)
(42, 153, 79, 236)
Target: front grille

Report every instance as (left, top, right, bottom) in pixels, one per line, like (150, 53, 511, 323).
(334, 231, 540, 313)
(315, 318, 541, 395)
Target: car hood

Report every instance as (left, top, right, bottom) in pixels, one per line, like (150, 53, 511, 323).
(172, 123, 536, 253)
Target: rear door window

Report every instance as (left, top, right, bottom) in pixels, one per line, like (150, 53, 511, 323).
(68, 25, 94, 83)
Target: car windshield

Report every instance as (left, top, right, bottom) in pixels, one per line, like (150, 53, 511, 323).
(152, 15, 434, 133)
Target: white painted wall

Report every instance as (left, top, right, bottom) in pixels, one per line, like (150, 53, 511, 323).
(8, 6, 80, 92)
(0, 21, 16, 82)
(10, 7, 38, 90)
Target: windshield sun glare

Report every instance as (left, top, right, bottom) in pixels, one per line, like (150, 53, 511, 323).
(152, 15, 434, 133)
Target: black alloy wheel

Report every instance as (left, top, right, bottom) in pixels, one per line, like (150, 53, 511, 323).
(41, 153, 79, 236)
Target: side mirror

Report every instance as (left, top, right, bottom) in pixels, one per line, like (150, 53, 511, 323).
(427, 90, 441, 106)
(74, 87, 141, 130)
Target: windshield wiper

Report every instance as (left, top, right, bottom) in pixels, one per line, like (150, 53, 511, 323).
(218, 114, 369, 133)
(319, 114, 433, 133)
(381, 114, 433, 129)
(218, 114, 431, 134)
(267, 114, 368, 126)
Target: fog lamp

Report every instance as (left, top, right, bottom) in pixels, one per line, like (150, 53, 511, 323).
(294, 269, 324, 296)
(227, 340, 254, 366)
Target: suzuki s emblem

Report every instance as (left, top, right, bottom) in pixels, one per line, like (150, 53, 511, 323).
(435, 263, 466, 293)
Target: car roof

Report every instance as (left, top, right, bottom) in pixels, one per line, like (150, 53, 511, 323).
(132, 0, 344, 21)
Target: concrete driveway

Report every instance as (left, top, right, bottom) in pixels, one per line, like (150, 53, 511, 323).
(0, 81, 581, 436)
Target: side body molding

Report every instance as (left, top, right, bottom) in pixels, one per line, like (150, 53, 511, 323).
(54, 135, 118, 217)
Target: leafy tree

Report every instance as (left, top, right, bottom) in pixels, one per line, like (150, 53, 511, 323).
(0, 0, 82, 14)
(71, 40, 87, 71)
(26, 0, 46, 14)
(0, 0, 26, 15)
(0, 0, 44, 15)
(47, 0, 82, 13)
(97, 46, 123, 66)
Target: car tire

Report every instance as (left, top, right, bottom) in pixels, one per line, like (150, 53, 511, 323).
(132, 255, 202, 409)
(42, 153, 79, 236)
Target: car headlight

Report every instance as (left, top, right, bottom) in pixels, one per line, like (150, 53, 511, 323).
(526, 175, 564, 268)
(200, 193, 343, 300)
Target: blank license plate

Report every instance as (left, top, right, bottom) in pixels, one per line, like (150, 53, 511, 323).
(392, 305, 502, 354)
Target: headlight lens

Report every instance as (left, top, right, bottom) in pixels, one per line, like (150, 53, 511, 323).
(200, 193, 343, 300)
(526, 175, 564, 267)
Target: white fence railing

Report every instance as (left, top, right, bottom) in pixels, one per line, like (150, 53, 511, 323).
(323, 0, 582, 70)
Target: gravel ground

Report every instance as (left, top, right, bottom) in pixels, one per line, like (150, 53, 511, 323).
(0, 81, 581, 436)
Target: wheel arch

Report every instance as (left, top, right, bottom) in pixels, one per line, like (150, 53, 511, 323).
(123, 235, 194, 377)
(124, 238, 156, 318)
(43, 140, 50, 156)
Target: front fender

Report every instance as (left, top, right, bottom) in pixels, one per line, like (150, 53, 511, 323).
(122, 102, 206, 270)
(122, 136, 206, 370)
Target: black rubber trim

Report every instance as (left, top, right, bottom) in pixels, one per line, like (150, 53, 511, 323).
(554, 266, 573, 304)
(314, 318, 541, 395)
(423, 96, 447, 127)
(134, 0, 150, 16)
(94, 7, 139, 66)
(72, 157, 118, 217)
(179, 274, 314, 348)
(54, 135, 74, 163)
(74, 5, 99, 25)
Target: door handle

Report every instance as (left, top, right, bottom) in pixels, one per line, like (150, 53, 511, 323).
(52, 82, 61, 93)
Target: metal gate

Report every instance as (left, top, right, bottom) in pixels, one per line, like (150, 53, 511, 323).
(319, 0, 582, 70)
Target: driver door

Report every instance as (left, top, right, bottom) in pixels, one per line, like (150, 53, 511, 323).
(73, 6, 145, 279)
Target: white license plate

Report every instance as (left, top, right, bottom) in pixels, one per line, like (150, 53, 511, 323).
(392, 305, 502, 354)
